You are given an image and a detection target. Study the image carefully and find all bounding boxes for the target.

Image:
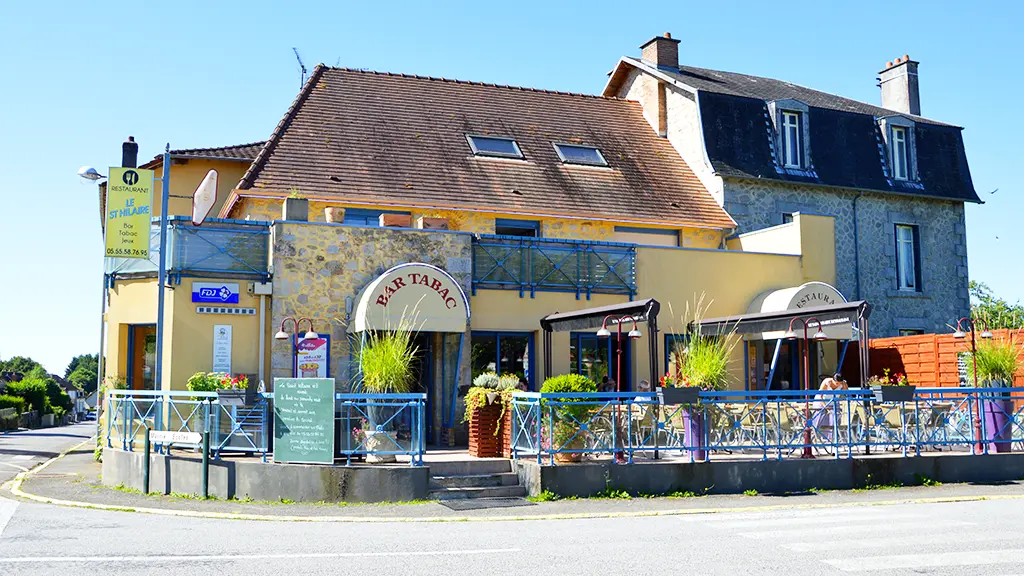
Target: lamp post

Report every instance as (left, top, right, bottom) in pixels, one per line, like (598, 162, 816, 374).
(784, 317, 828, 459)
(597, 315, 642, 463)
(953, 317, 993, 455)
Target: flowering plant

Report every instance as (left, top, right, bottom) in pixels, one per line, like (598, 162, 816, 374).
(867, 368, 911, 387)
(659, 372, 697, 388)
(219, 374, 249, 390)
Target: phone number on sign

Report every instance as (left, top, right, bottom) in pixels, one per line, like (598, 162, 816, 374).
(105, 248, 148, 257)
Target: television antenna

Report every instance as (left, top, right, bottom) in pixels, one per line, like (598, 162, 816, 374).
(292, 47, 307, 87)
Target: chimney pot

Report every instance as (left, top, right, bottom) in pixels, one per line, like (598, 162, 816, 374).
(879, 55, 920, 115)
(121, 135, 139, 168)
(640, 32, 681, 70)
(894, 56, 902, 64)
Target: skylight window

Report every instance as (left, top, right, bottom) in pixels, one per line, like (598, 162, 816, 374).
(553, 143, 607, 167)
(466, 135, 523, 159)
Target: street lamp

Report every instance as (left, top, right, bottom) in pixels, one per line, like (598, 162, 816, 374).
(77, 166, 106, 181)
(953, 317, 993, 454)
(275, 317, 318, 340)
(597, 315, 642, 464)
(785, 316, 828, 458)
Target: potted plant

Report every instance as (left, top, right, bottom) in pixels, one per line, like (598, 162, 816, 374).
(540, 374, 597, 463)
(214, 374, 253, 405)
(324, 206, 346, 223)
(868, 368, 916, 402)
(463, 372, 519, 458)
(974, 338, 1021, 453)
(669, 298, 740, 461)
(358, 324, 418, 463)
(657, 372, 701, 406)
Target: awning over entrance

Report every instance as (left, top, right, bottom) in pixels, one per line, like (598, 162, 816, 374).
(349, 263, 470, 333)
(746, 282, 851, 340)
(692, 301, 872, 337)
(539, 298, 661, 386)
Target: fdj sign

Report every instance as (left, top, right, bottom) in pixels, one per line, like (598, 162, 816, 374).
(104, 167, 154, 259)
(192, 282, 240, 304)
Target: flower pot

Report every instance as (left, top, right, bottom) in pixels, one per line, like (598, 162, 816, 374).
(871, 385, 916, 403)
(681, 407, 707, 461)
(282, 197, 309, 221)
(554, 451, 582, 464)
(416, 216, 449, 230)
(217, 389, 248, 407)
(657, 386, 700, 405)
(364, 431, 398, 463)
(983, 398, 1014, 453)
(468, 402, 503, 458)
(324, 207, 346, 223)
(501, 406, 513, 458)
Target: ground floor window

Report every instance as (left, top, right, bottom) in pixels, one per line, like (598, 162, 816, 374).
(471, 331, 534, 390)
(570, 332, 632, 390)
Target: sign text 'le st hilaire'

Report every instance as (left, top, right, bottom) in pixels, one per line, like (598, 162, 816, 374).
(105, 167, 154, 260)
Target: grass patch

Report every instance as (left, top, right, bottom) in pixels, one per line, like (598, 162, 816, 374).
(913, 474, 942, 487)
(527, 490, 560, 503)
(853, 474, 903, 492)
(592, 488, 632, 500)
(169, 491, 219, 501)
(743, 489, 758, 497)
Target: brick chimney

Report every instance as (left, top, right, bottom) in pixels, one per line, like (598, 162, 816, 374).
(121, 136, 139, 168)
(640, 32, 680, 70)
(879, 55, 920, 115)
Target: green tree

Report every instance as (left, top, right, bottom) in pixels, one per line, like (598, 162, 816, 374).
(64, 354, 98, 379)
(970, 281, 1024, 330)
(65, 354, 99, 393)
(0, 356, 43, 376)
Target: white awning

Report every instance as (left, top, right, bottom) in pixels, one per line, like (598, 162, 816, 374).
(746, 281, 852, 340)
(349, 263, 470, 333)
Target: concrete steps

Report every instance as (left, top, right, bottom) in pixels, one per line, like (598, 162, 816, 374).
(428, 459, 526, 500)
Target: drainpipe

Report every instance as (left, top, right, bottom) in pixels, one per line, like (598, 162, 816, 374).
(853, 193, 863, 300)
(258, 294, 266, 383)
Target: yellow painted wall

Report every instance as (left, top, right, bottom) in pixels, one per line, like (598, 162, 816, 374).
(727, 222, 801, 255)
(230, 197, 721, 248)
(151, 159, 249, 219)
(103, 278, 158, 382)
(795, 213, 836, 286)
(166, 279, 267, 390)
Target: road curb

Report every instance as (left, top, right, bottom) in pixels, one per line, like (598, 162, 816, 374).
(8, 444, 1024, 523)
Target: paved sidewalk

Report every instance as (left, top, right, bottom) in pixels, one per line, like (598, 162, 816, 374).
(10, 447, 1024, 522)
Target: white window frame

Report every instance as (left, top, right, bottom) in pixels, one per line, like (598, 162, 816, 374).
(781, 111, 802, 168)
(895, 224, 918, 291)
(891, 126, 909, 181)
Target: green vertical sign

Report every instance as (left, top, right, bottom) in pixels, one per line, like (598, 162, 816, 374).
(272, 378, 335, 464)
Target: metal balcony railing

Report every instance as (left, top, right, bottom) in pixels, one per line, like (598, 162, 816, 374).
(472, 235, 637, 299)
(105, 217, 270, 281)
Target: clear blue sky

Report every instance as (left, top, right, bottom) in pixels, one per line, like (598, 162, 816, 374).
(0, 0, 1019, 373)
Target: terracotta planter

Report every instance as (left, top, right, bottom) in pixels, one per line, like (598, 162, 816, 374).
(379, 213, 413, 228)
(501, 406, 514, 458)
(416, 216, 449, 230)
(468, 402, 504, 458)
(324, 207, 346, 223)
(554, 451, 582, 464)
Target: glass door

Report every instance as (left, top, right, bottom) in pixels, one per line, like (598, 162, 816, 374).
(128, 324, 157, 390)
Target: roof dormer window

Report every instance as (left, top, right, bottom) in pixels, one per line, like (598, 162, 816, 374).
(553, 143, 607, 167)
(891, 126, 909, 181)
(466, 134, 524, 159)
(781, 111, 802, 168)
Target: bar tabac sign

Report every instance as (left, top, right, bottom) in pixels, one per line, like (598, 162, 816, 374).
(105, 167, 154, 259)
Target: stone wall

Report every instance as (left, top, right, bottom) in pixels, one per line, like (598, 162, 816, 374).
(722, 178, 969, 336)
(269, 222, 473, 387)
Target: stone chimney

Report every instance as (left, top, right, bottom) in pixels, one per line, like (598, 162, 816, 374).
(121, 136, 139, 168)
(879, 55, 920, 115)
(640, 32, 680, 70)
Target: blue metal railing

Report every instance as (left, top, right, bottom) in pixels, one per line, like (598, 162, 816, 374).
(104, 389, 427, 466)
(105, 217, 270, 280)
(472, 235, 636, 299)
(511, 388, 1024, 465)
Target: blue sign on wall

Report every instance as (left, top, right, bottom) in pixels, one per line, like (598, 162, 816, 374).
(192, 282, 240, 304)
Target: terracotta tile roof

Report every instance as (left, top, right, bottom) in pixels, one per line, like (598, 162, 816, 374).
(234, 65, 734, 229)
(139, 141, 265, 169)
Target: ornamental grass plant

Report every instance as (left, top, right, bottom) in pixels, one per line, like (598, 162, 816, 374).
(974, 338, 1022, 386)
(671, 295, 740, 392)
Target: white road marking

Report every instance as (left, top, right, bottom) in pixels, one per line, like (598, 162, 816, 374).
(784, 532, 1013, 552)
(0, 548, 522, 563)
(0, 498, 18, 539)
(825, 548, 1024, 572)
(0, 462, 29, 472)
(738, 519, 972, 540)
(710, 511, 916, 529)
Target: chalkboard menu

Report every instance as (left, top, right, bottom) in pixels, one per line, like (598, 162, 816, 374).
(272, 378, 335, 464)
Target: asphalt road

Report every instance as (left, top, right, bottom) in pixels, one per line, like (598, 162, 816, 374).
(0, 422, 95, 484)
(2, 493, 1024, 575)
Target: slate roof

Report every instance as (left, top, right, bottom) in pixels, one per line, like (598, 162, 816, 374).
(607, 58, 980, 204)
(231, 65, 736, 229)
